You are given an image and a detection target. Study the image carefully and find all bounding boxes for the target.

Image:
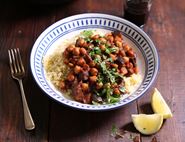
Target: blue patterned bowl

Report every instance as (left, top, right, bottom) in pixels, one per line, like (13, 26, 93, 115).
(30, 13, 159, 111)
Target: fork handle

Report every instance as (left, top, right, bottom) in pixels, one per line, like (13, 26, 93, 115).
(18, 79, 35, 130)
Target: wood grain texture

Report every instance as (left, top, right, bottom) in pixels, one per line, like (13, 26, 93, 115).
(0, 2, 57, 141)
(0, 0, 185, 141)
(139, 0, 185, 141)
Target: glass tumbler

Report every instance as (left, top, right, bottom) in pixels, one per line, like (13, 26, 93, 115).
(124, 0, 152, 28)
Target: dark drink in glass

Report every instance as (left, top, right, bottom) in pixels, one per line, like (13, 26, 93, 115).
(124, 0, 152, 27)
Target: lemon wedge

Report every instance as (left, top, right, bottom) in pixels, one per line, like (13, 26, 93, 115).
(151, 88, 173, 119)
(132, 114, 163, 135)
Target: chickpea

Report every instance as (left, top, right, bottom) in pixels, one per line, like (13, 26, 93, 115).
(77, 57, 86, 66)
(123, 44, 130, 52)
(113, 88, 121, 95)
(129, 62, 134, 68)
(111, 63, 118, 68)
(76, 38, 85, 47)
(60, 81, 65, 89)
(90, 68, 98, 76)
(106, 35, 114, 43)
(126, 62, 130, 68)
(120, 67, 128, 75)
(83, 42, 88, 48)
(99, 37, 107, 43)
(106, 42, 111, 47)
(67, 73, 75, 81)
(115, 41, 122, 48)
(88, 43, 94, 49)
(68, 63, 74, 67)
(123, 56, 129, 63)
(111, 83, 118, 88)
(83, 93, 91, 104)
(81, 83, 89, 92)
(127, 49, 135, 57)
(99, 44, 106, 51)
(64, 59, 69, 64)
(96, 82, 103, 89)
(133, 67, 139, 74)
(80, 48, 87, 55)
(104, 83, 111, 88)
(83, 64, 90, 71)
(89, 61, 96, 67)
(128, 68, 134, 74)
(91, 34, 99, 40)
(63, 50, 69, 57)
(89, 76, 97, 82)
(114, 36, 122, 42)
(105, 32, 112, 37)
(73, 47, 80, 56)
(119, 50, 126, 57)
(67, 44, 75, 52)
(109, 54, 117, 61)
(74, 65, 82, 74)
(94, 54, 101, 60)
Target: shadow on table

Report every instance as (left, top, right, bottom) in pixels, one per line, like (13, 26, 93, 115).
(140, 103, 154, 114)
(0, 52, 51, 140)
(47, 101, 134, 141)
(0, 0, 73, 22)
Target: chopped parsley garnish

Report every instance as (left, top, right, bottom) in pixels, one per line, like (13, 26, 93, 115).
(81, 30, 93, 38)
(105, 47, 118, 54)
(111, 124, 118, 137)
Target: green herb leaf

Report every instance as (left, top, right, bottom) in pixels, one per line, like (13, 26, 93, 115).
(107, 87, 113, 95)
(112, 68, 117, 72)
(100, 61, 116, 83)
(102, 88, 107, 94)
(81, 30, 93, 38)
(92, 101, 101, 105)
(113, 72, 124, 79)
(108, 95, 120, 103)
(106, 57, 113, 62)
(111, 124, 118, 137)
(119, 86, 126, 93)
(108, 72, 116, 83)
(95, 39, 101, 44)
(102, 55, 107, 60)
(97, 74, 104, 83)
(105, 47, 118, 54)
(89, 51, 95, 57)
(84, 37, 92, 42)
(94, 46, 101, 54)
(94, 90, 101, 96)
(94, 57, 101, 63)
(105, 48, 111, 54)
(111, 47, 118, 52)
(106, 88, 119, 103)
(111, 124, 126, 139)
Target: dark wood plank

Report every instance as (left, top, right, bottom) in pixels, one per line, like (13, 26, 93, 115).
(0, 3, 57, 141)
(48, 0, 140, 142)
(138, 0, 185, 141)
(49, 102, 139, 142)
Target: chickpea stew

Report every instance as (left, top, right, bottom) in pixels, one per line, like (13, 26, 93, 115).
(45, 30, 140, 104)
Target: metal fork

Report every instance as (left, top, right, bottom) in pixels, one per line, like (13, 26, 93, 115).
(8, 48, 35, 130)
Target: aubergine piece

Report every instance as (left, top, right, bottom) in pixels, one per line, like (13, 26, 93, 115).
(72, 81, 84, 102)
(78, 70, 89, 81)
(92, 94, 103, 103)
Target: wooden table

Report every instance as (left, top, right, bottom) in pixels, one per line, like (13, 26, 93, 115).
(0, 0, 185, 141)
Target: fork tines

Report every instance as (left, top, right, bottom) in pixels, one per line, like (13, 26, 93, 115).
(8, 48, 25, 74)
